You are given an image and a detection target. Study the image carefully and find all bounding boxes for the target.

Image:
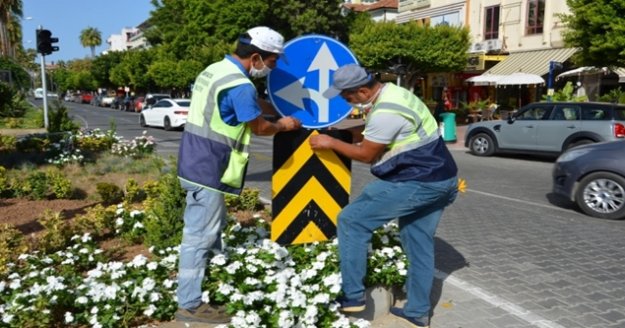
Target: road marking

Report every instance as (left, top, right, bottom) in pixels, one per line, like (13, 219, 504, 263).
(435, 270, 566, 328)
(467, 188, 574, 214)
(74, 114, 89, 129)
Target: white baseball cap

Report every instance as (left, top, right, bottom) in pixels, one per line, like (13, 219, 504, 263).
(240, 26, 284, 55)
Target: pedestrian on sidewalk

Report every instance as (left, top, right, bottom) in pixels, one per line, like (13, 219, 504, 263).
(309, 64, 458, 328)
(176, 26, 301, 324)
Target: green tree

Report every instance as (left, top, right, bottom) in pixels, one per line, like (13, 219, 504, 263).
(266, 0, 351, 40)
(90, 51, 124, 89)
(0, 56, 29, 89)
(349, 20, 470, 87)
(79, 26, 102, 58)
(560, 0, 625, 67)
(110, 49, 156, 91)
(0, 0, 22, 58)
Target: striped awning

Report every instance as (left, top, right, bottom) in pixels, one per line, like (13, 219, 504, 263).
(485, 48, 578, 76)
(614, 67, 625, 83)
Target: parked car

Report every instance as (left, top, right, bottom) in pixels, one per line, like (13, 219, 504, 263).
(139, 98, 189, 131)
(552, 140, 625, 220)
(465, 102, 625, 157)
(100, 94, 115, 107)
(81, 93, 93, 104)
(144, 93, 171, 109)
(133, 96, 146, 112)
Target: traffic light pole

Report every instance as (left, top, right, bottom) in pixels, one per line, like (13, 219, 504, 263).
(39, 37, 49, 129)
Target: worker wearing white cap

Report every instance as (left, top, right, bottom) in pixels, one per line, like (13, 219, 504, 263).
(176, 26, 301, 324)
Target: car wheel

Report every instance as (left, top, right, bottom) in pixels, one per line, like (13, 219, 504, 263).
(575, 172, 625, 220)
(566, 139, 594, 150)
(140, 115, 147, 127)
(164, 117, 172, 131)
(469, 133, 495, 156)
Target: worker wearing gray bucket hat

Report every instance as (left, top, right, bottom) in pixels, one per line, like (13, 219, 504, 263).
(312, 63, 459, 328)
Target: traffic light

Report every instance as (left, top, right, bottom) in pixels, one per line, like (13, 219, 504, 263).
(36, 29, 59, 55)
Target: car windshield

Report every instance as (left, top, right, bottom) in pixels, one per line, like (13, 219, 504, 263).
(175, 100, 190, 107)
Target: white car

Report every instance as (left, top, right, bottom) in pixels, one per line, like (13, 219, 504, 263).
(139, 98, 190, 131)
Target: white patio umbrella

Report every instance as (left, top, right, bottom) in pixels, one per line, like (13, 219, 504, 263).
(465, 74, 504, 86)
(496, 72, 545, 85)
(496, 73, 545, 108)
(556, 66, 608, 80)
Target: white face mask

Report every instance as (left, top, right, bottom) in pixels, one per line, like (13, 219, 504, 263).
(249, 57, 271, 78)
(349, 87, 381, 111)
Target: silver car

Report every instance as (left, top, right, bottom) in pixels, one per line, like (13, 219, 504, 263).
(465, 102, 625, 156)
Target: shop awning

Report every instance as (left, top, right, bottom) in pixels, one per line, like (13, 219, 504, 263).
(614, 68, 625, 83)
(484, 48, 578, 76)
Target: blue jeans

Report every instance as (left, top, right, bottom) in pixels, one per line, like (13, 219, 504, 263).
(177, 179, 226, 310)
(338, 177, 457, 318)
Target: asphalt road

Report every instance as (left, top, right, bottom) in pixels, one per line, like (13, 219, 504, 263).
(63, 100, 625, 327)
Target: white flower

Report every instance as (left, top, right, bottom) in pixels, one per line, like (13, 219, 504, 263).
(201, 291, 210, 303)
(130, 210, 143, 217)
(142, 277, 156, 291)
(278, 310, 294, 327)
(130, 254, 148, 267)
(91, 306, 99, 314)
(225, 261, 242, 274)
(245, 311, 261, 326)
(149, 292, 161, 302)
(163, 279, 175, 289)
(76, 296, 88, 304)
(81, 233, 92, 243)
(217, 283, 234, 296)
(311, 293, 330, 304)
(64, 312, 74, 323)
(143, 304, 157, 317)
(147, 262, 158, 271)
(9, 279, 20, 290)
(115, 218, 124, 227)
(211, 253, 227, 266)
(132, 222, 144, 230)
(2, 313, 14, 323)
(0, 281, 5, 292)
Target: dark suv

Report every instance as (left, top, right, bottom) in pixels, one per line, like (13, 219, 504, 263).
(465, 102, 625, 156)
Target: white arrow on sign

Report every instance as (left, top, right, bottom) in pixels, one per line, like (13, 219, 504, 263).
(273, 42, 339, 123)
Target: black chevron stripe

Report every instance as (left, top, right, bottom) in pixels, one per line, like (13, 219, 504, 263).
(273, 129, 352, 171)
(272, 155, 350, 218)
(275, 200, 336, 245)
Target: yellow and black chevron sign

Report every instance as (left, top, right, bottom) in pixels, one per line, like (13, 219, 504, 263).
(271, 129, 352, 245)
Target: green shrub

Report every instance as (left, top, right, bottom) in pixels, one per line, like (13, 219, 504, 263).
(0, 166, 8, 197)
(96, 182, 124, 205)
(143, 168, 185, 250)
(598, 88, 625, 103)
(25, 171, 50, 200)
(37, 210, 71, 253)
(0, 224, 28, 275)
(72, 204, 115, 238)
(225, 187, 265, 212)
(47, 100, 80, 133)
(0, 134, 16, 152)
(47, 169, 73, 199)
(123, 178, 146, 204)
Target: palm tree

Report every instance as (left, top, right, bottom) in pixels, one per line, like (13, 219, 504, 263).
(79, 26, 101, 57)
(0, 0, 23, 58)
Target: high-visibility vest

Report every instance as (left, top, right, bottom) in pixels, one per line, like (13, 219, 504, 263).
(177, 58, 254, 195)
(365, 83, 457, 182)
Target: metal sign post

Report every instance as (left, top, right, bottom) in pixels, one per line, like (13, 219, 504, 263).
(39, 42, 49, 129)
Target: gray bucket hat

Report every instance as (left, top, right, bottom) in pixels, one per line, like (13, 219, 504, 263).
(322, 64, 372, 98)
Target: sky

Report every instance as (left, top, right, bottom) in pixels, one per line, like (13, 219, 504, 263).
(21, 0, 154, 63)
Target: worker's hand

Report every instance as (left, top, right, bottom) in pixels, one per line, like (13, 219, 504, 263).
(309, 134, 335, 150)
(277, 116, 301, 131)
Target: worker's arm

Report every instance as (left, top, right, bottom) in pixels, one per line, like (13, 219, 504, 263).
(248, 115, 301, 136)
(309, 134, 386, 164)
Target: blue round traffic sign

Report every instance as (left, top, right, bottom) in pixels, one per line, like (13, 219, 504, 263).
(267, 35, 358, 129)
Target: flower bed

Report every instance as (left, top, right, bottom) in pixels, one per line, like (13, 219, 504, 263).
(1, 204, 408, 328)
